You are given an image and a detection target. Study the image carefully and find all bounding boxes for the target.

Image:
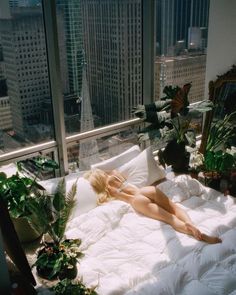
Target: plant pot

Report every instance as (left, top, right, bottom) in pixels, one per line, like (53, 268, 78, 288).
(36, 242, 78, 280)
(12, 217, 42, 243)
(58, 257, 77, 280)
(162, 140, 190, 173)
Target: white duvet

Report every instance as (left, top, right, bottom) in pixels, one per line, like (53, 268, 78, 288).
(65, 175, 236, 295)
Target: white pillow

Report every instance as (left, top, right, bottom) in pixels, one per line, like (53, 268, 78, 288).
(40, 174, 98, 218)
(70, 177, 98, 219)
(91, 145, 141, 171)
(117, 146, 166, 187)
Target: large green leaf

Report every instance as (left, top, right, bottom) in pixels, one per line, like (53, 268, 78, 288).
(51, 179, 77, 243)
(33, 157, 59, 171)
(53, 178, 66, 212)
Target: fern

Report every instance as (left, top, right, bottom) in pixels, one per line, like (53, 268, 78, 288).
(26, 177, 78, 245)
(51, 178, 77, 244)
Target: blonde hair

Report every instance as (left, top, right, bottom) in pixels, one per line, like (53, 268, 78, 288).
(83, 169, 111, 204)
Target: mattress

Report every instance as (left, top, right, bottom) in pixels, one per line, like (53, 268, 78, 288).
(65, 174, 236, 295)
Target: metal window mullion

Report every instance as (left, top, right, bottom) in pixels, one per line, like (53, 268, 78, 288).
(142, 0, 155, 104)
(42, 0, 68, 176)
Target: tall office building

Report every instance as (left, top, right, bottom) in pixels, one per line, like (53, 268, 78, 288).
(9, 0, 40, 7)
(155, 54, 207, 103)
(57, 0, 83, 97)
(156, 0, 210, 56)
(0, 6, 50, 138)
(0, 43, 8, 98)
(81, 0, 143, 125)
(0, 96, 12, 130)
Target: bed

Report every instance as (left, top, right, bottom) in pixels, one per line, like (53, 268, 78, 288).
(35, 146, 236, 294)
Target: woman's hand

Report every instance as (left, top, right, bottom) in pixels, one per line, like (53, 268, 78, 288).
(106, 184, 120, 197)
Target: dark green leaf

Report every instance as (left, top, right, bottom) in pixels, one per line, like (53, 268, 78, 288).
(53, 192, 66, 211)
(0, 172, 7, 182)
(33, 157, 59, 171)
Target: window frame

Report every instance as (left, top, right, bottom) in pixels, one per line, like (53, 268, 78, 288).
(0, 0, 155, 175)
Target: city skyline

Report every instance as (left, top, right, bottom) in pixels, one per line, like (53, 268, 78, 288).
(0, 0, 210, 169)
(156, 0, 210, 56)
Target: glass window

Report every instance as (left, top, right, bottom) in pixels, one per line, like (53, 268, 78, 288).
(56, 0, 143, 136)
(67, 126, 140, 172)
(154, 0, 210, 104)
(154, 0, 210, 134)
(0, 0, 54, 155)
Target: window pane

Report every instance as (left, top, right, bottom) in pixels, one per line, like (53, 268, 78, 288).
(0, 0, 54, 155)
(0, 151, 56, 181)
(67, 125, 140, 172)
(56, 0, 143, 136)
(154, 0, 210, 104)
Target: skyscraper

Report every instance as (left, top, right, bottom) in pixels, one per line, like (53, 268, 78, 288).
(81, 0, 143, 126)
(0, 5, 50, 138)
(57, 0, 83, 97)
(156, 0, 210, 56)
(155, 54, 207, 103)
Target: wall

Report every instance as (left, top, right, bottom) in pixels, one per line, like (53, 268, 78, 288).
(204, 0, 236, 97)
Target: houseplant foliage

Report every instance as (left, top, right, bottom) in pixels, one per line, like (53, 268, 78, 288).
(132, 83, 213, 172)
(203, 111, 236, 174)
(31, 177, 83, 280)
(51, 278, 98, 295)
(0, 157, 59, 242)
(0, 157, 58, 219)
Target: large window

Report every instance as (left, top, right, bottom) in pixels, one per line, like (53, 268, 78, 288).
(154, 0, 210, 133)
(0, 0, 55, 155)
(0, 0, 210, 176)
(56, 0, 143, 135)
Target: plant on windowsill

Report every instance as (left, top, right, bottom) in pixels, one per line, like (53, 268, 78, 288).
(132, 83, 213, 173)
(200, 111, 236, 192)
(30, 177, 83, 280)
(0, 157, 59, 242)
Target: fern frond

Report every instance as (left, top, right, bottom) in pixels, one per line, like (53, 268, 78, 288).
(51, 179, 77, 243)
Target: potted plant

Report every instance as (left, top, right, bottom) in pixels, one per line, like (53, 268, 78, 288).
(0, 157, 58, 242)
(51, 278, 98, 295)
(30, 177, 83, 280)
(133, 83, 213, 173)
(201, 111, 236, 191)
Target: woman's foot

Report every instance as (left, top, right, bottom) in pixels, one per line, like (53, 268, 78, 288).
(185, 223, 222, 244)
(185, 223, 202, 240)
(201, 234, 222, 244)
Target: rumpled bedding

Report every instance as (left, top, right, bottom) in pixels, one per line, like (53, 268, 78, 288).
(65, 175, 236, 295)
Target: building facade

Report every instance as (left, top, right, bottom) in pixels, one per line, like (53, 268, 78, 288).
(155, 54, 207, 103)
(57, 0, 83, 97)
(0, 6, 50, 139)
(0, 96, 12, 130)
(81, 0, 143, 126)
(156, 0, 210, 56)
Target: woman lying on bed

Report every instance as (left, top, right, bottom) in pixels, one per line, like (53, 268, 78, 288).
(84, 169, 222, 244)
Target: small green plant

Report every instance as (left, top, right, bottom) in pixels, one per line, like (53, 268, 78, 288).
(34, 239, 83, 280)
(0, 157, 58, 219)
(51, 278, 98, 295)
(31, 177, 82, 280)
(204, 111, 236, 174)
(133, 83, 213, 172)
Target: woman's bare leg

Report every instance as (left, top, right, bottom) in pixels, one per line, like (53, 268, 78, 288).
(140, 186, 191, 222)
(131, 194, 221, 244)
(140, 186, 203, 239)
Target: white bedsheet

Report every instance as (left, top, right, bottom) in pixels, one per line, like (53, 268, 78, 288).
(65, 175, 236, 295)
